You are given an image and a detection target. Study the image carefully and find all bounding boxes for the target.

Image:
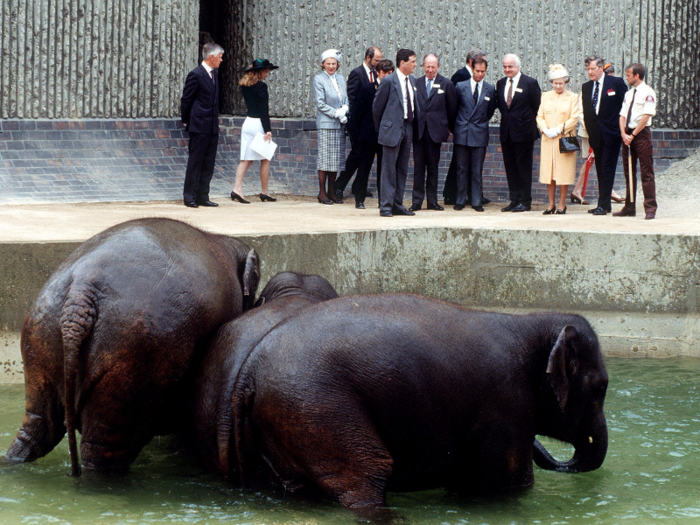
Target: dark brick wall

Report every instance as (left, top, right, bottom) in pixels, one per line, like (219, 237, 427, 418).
(1, 117, 698, 204)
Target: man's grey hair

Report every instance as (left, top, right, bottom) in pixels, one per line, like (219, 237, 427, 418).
(423, 53, 440, 65)
(503, 53, 521, 67)
(584, 55, 605, 68)
(466, 49, 485, 64)
(202, 43, 224, 60)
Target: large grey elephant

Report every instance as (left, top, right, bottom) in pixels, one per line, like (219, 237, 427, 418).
(188, 271, 338, 475)
(221, 294, 608, 509)
(4, 218, 259, 476)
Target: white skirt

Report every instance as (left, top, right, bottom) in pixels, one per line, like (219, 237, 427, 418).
(240, 117, 267, 161)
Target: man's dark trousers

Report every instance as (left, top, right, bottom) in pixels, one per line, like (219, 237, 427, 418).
(184, 132, 218, 204)
(412, 137, 441, 207)
(501, 140, 535, 207)
(380, 121, 413, 214)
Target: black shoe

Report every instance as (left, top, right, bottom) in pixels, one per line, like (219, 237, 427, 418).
(231, 191, 250, 204)
(427, 202, 444, 211)
(380, 210, 393, 217)
(334, 190, 344, 201)
(591, 207, 608, 216)
(184, 201, 199, 208)
(555, 207, 567, 215)
(454, 204, 465, 210)
(409, 204, 421, 212)
(481, 197, 491, 205)
(472, 205, 484, 212)
(331, 196, 344, 204)
(393, 207, 415, 216)
(317, 195, 333, 205)
(511, 204, 530, 212)
(543, 207, 556, 215)
(645, 213, 655, 220)
(259, 193, 277, 202)
(197, 200, 218, 207)
(501, 202, 517, 212)
(355, 202, 365, 209)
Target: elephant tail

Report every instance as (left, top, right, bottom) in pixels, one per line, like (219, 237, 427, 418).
(227, 375, 256, 487)
(60, 284, 98, 477)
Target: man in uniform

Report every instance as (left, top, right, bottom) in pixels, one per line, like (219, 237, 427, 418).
(614, 63, 658, 220)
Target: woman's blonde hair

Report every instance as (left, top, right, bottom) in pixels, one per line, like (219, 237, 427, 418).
(239, 70, 265, 87)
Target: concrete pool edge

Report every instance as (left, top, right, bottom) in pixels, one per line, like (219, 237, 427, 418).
(1, 225, 698, 383)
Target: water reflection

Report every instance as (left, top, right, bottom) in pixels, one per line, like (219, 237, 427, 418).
(1, 357, 699, 523)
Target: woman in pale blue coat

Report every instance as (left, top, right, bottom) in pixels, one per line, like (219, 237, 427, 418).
(313, 49, 349, 204)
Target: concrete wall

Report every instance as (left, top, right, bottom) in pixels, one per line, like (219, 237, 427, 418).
(2, 227, 699, 382)
(0, 0, 199, 119)
(236, 0, 700, 128)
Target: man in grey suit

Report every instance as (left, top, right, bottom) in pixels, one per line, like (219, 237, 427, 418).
(453, 57, 498, 211)
(373, 48, 419, 217)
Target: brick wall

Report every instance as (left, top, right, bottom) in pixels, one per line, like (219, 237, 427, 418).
(1, 117, 698, 204)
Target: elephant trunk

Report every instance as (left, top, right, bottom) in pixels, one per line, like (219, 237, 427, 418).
(533, 418, 608, 473)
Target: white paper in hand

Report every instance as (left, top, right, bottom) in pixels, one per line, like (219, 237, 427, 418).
(250, 133, 277, 161)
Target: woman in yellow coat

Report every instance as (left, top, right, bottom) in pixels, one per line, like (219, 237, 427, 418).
(536, 64, 580, 214)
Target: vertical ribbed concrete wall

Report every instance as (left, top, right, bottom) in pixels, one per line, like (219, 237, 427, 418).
(235, 0, 700, 128)
(0, 0, 199, 119)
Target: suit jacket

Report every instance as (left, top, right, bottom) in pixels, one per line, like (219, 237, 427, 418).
(354, 80, 380, 143)
(181, 65, 220, 134)
(496, 73, 541, 143)
(313, 72, 349, 130)
(414, 73, 457, 143)
(453, 80, 497, 147)
(451, 66, 471, 85)
(372, 71, 420, 147)
(581, 75, 627, 150)
(347, 64, 373, 135)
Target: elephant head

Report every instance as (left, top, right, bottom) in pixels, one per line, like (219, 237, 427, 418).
(534, 323, 609, 473)
(255, 272, 338, 307)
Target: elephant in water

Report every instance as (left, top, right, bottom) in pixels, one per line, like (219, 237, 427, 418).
(220, 294, 608, 510)
(188, 271, 338, 475)
(4, 218, 259, 476)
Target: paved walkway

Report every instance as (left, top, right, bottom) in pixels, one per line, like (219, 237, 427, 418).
(1, 195, 697, 243)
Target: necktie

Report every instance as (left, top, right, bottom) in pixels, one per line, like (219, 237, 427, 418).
(405, 77, 414, 122)
(211, 71, 215, 85)
(592, 80, 600, 114)
(625, 88, 636, 128)
(426, 79, 433, 97)
(473, 83, 479, 104)
(370, 70, 375, 83)
(506, 79, 513, 108)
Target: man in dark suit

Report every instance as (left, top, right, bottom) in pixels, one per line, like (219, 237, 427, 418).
(443, 49, 486, 205)
(373, 48, 419, 217)
(335, 46, 383, 200)
(496, 53, 542, 212)
(580, 54, 628, 215)
(352, 59, 395, 208)
(452, 57, 498, 211)
(180, 42, 224, 208)
(410, 53, 457, 211)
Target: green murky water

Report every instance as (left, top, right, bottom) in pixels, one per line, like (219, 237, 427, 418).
(1, 357, 699, 524)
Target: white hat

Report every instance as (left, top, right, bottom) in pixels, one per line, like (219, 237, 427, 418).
(321, 49, 342, 64)
(548, 64, 569, 81)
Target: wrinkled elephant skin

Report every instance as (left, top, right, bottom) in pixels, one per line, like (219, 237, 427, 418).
(229, 294, 609, 509)
(5, 218, 259, 475)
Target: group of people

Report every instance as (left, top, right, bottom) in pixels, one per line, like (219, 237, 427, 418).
(180, 42, 658, 220)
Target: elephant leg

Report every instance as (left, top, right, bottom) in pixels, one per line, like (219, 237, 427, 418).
(78, 373, 157, 472)
(6, 371, 65, 464)
(255, 398, 393, 508)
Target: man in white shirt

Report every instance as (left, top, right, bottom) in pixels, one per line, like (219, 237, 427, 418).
(614, 63, 658, 219)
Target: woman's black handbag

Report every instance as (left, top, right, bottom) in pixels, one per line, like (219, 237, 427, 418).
(559, 124, 580, 153)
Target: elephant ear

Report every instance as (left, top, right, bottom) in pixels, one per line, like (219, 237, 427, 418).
(242, 249, 260, 309)
(546, 325, 579, 411)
